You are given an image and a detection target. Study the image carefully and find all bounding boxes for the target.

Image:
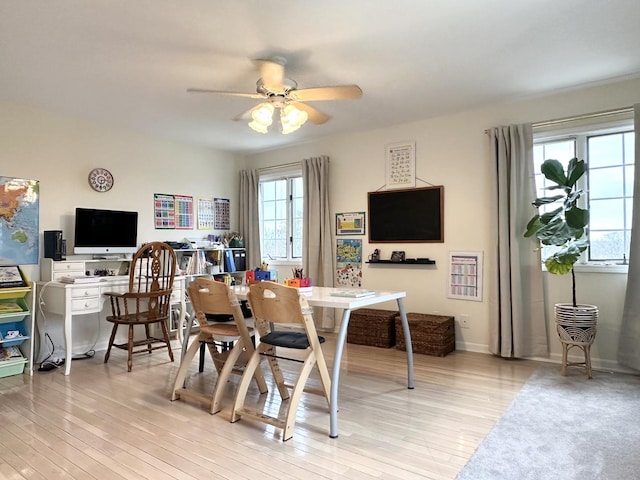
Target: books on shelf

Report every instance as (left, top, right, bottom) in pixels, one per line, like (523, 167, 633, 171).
(58, 275, 101, 284)
(329, 288, 376, 298)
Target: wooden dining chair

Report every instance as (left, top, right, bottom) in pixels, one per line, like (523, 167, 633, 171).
(230, 281, 331, 441)
(171, 277, 268, 414)
(104, 242, 177, 372)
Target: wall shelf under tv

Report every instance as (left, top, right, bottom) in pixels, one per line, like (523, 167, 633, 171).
(366, 258, 436, 265)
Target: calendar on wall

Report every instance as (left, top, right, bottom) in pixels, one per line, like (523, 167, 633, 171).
(386, 141, 416, 189)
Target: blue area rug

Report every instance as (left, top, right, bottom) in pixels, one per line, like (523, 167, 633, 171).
(456, 365, 640, 480)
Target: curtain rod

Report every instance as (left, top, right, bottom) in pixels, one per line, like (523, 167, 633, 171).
(484, 106, 633, 134)
(257, 161, 301, 173)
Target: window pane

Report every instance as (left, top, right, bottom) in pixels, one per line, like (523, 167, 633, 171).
(262, 201, 275, 221)
(589, 167, 623, 199)
(626, 165, 634, 196)
(588, 133, 623, 168)
(626, 197, 634, 232)
(590, 198, 624, 230)
(590, 231, 625, 260)
(275, 179, 286, 198)
(262, 181, 275, 201)
(624, 132, 635, 163)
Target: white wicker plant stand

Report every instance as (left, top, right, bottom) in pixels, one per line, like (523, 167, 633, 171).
(555, 303, 598, 379)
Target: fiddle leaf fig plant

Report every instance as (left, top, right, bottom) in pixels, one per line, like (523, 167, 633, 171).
(524, 158, 589, 306)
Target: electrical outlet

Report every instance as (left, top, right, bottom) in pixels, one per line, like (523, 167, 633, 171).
(459, 314, 470, 329)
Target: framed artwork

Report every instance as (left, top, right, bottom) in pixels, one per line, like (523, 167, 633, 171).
(336, 211, 366, 236)
(214, 198, 230, 230)
(0, 265, 27, 288)
(447, 251, 483, 301)
(386, 141, 416, 190)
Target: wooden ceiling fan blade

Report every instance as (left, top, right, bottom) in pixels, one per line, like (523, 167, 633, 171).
(187, 88, 264, 99)
(288, 85, 362, 102)
(294, 102, 331, 125)
(256, 58, 285, 92)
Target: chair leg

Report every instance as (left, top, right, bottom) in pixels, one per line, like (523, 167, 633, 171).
(171, 334, 204, 400)
(230, 345, 265, 423)
(159, 320, 174, 363)
(210, 338, 245, 414)
(282, 350, 317, 441)
(145, 324, 152, 354)
(127, 324, 134, 372)
(104, 322, 118, 364)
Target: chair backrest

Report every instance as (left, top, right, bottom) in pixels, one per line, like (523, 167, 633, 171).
(247, 281, 314, 330)
(127, 242, 177, 319)
(188, 277, 241, 323)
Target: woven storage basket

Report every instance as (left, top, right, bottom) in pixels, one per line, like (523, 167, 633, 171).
(347, 308, 398, 348)
(395, 313, 455, 356)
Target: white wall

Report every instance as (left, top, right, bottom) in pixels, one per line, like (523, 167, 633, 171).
(245, 76, 640, 372)
(1, 103, 242, 358)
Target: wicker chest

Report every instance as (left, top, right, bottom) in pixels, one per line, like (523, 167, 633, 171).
(347, 308, 398, 348)
(395, 313, 455, 356)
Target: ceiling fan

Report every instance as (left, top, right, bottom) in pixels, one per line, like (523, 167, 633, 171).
(187, 56, 362, 134)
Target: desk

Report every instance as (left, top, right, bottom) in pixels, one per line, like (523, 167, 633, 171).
(229, 285, 414, 438)
(37, 277, 186, 375)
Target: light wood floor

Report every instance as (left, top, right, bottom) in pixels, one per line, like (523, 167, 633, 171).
(0, 334, 540, 480)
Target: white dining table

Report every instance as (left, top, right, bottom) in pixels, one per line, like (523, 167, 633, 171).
(229, 285, 415, 438)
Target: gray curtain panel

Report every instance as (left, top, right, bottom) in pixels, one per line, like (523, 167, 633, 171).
(488, 124, 549, 358)
(618, 104, 640, 370)
(302, 156, 335, 329)
(239, 169, 261, 270)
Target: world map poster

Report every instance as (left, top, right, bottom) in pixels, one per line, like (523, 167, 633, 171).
(0, 177, 40, 265)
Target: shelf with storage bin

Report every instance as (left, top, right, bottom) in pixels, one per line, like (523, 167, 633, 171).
(0, 282, 35, 378)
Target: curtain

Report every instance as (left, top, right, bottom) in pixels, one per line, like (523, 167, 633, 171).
(618, 104, 640, 370)
(302, 156, 335, 329)
(239, 169, 261, 269)
(488, 124, 549, 357)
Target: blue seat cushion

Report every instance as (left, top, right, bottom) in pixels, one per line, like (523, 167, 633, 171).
(261, 331, 325, 349)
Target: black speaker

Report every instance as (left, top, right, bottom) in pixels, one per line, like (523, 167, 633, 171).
(44, 230, 64, 261)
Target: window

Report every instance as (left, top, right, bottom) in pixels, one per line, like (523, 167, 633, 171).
(533, 114, 635, 263)
(259, 172, 303, 262)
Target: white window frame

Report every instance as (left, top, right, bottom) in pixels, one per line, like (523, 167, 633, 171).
(533, 111, 634, 272)
(258, 166, 303, 265)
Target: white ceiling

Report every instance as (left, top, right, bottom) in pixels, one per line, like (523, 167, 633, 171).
(2, 1, 640, 154)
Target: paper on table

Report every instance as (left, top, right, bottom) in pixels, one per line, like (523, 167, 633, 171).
(329, 288, 376, 298)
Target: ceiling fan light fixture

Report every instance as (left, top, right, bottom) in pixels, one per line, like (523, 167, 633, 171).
(248, 103, 275, 133)
(280, 105, 308, 134)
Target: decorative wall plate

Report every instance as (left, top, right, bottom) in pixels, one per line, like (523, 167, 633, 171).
(88, 168, 114, 192)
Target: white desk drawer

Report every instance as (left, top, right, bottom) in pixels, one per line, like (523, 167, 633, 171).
(71, 297, 101, 312)
(52, 262, 85, 272)
(71, 287, 101, 298)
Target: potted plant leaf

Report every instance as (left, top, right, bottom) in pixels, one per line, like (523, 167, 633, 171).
(524, 157, 598, 378)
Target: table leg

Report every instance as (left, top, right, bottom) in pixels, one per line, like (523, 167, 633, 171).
(330, 308, 351, 438)
(63, 289, 72, 376)
(396, 298, 414, 389)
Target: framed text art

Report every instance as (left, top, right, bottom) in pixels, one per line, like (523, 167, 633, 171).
(336, 211, 365, 236)
(447, 251, 483, 301)
(386, 141, 416, 190)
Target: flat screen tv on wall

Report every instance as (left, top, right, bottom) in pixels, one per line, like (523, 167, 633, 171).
(367, 186, 444, 243)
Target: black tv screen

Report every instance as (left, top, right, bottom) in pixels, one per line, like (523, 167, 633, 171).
(74, 208, 139, 254)
(368, 186, 444, 243)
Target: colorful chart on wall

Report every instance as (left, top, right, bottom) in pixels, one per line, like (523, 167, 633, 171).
(174, 195, 193, 230)
(197, 197, 215, 230)
(0, 177, 39, 264)
(214, 197, 230, 230)
(154, 193, 175, 229)
(448, 251, 483, 301)
(336, 239, 363, 287)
